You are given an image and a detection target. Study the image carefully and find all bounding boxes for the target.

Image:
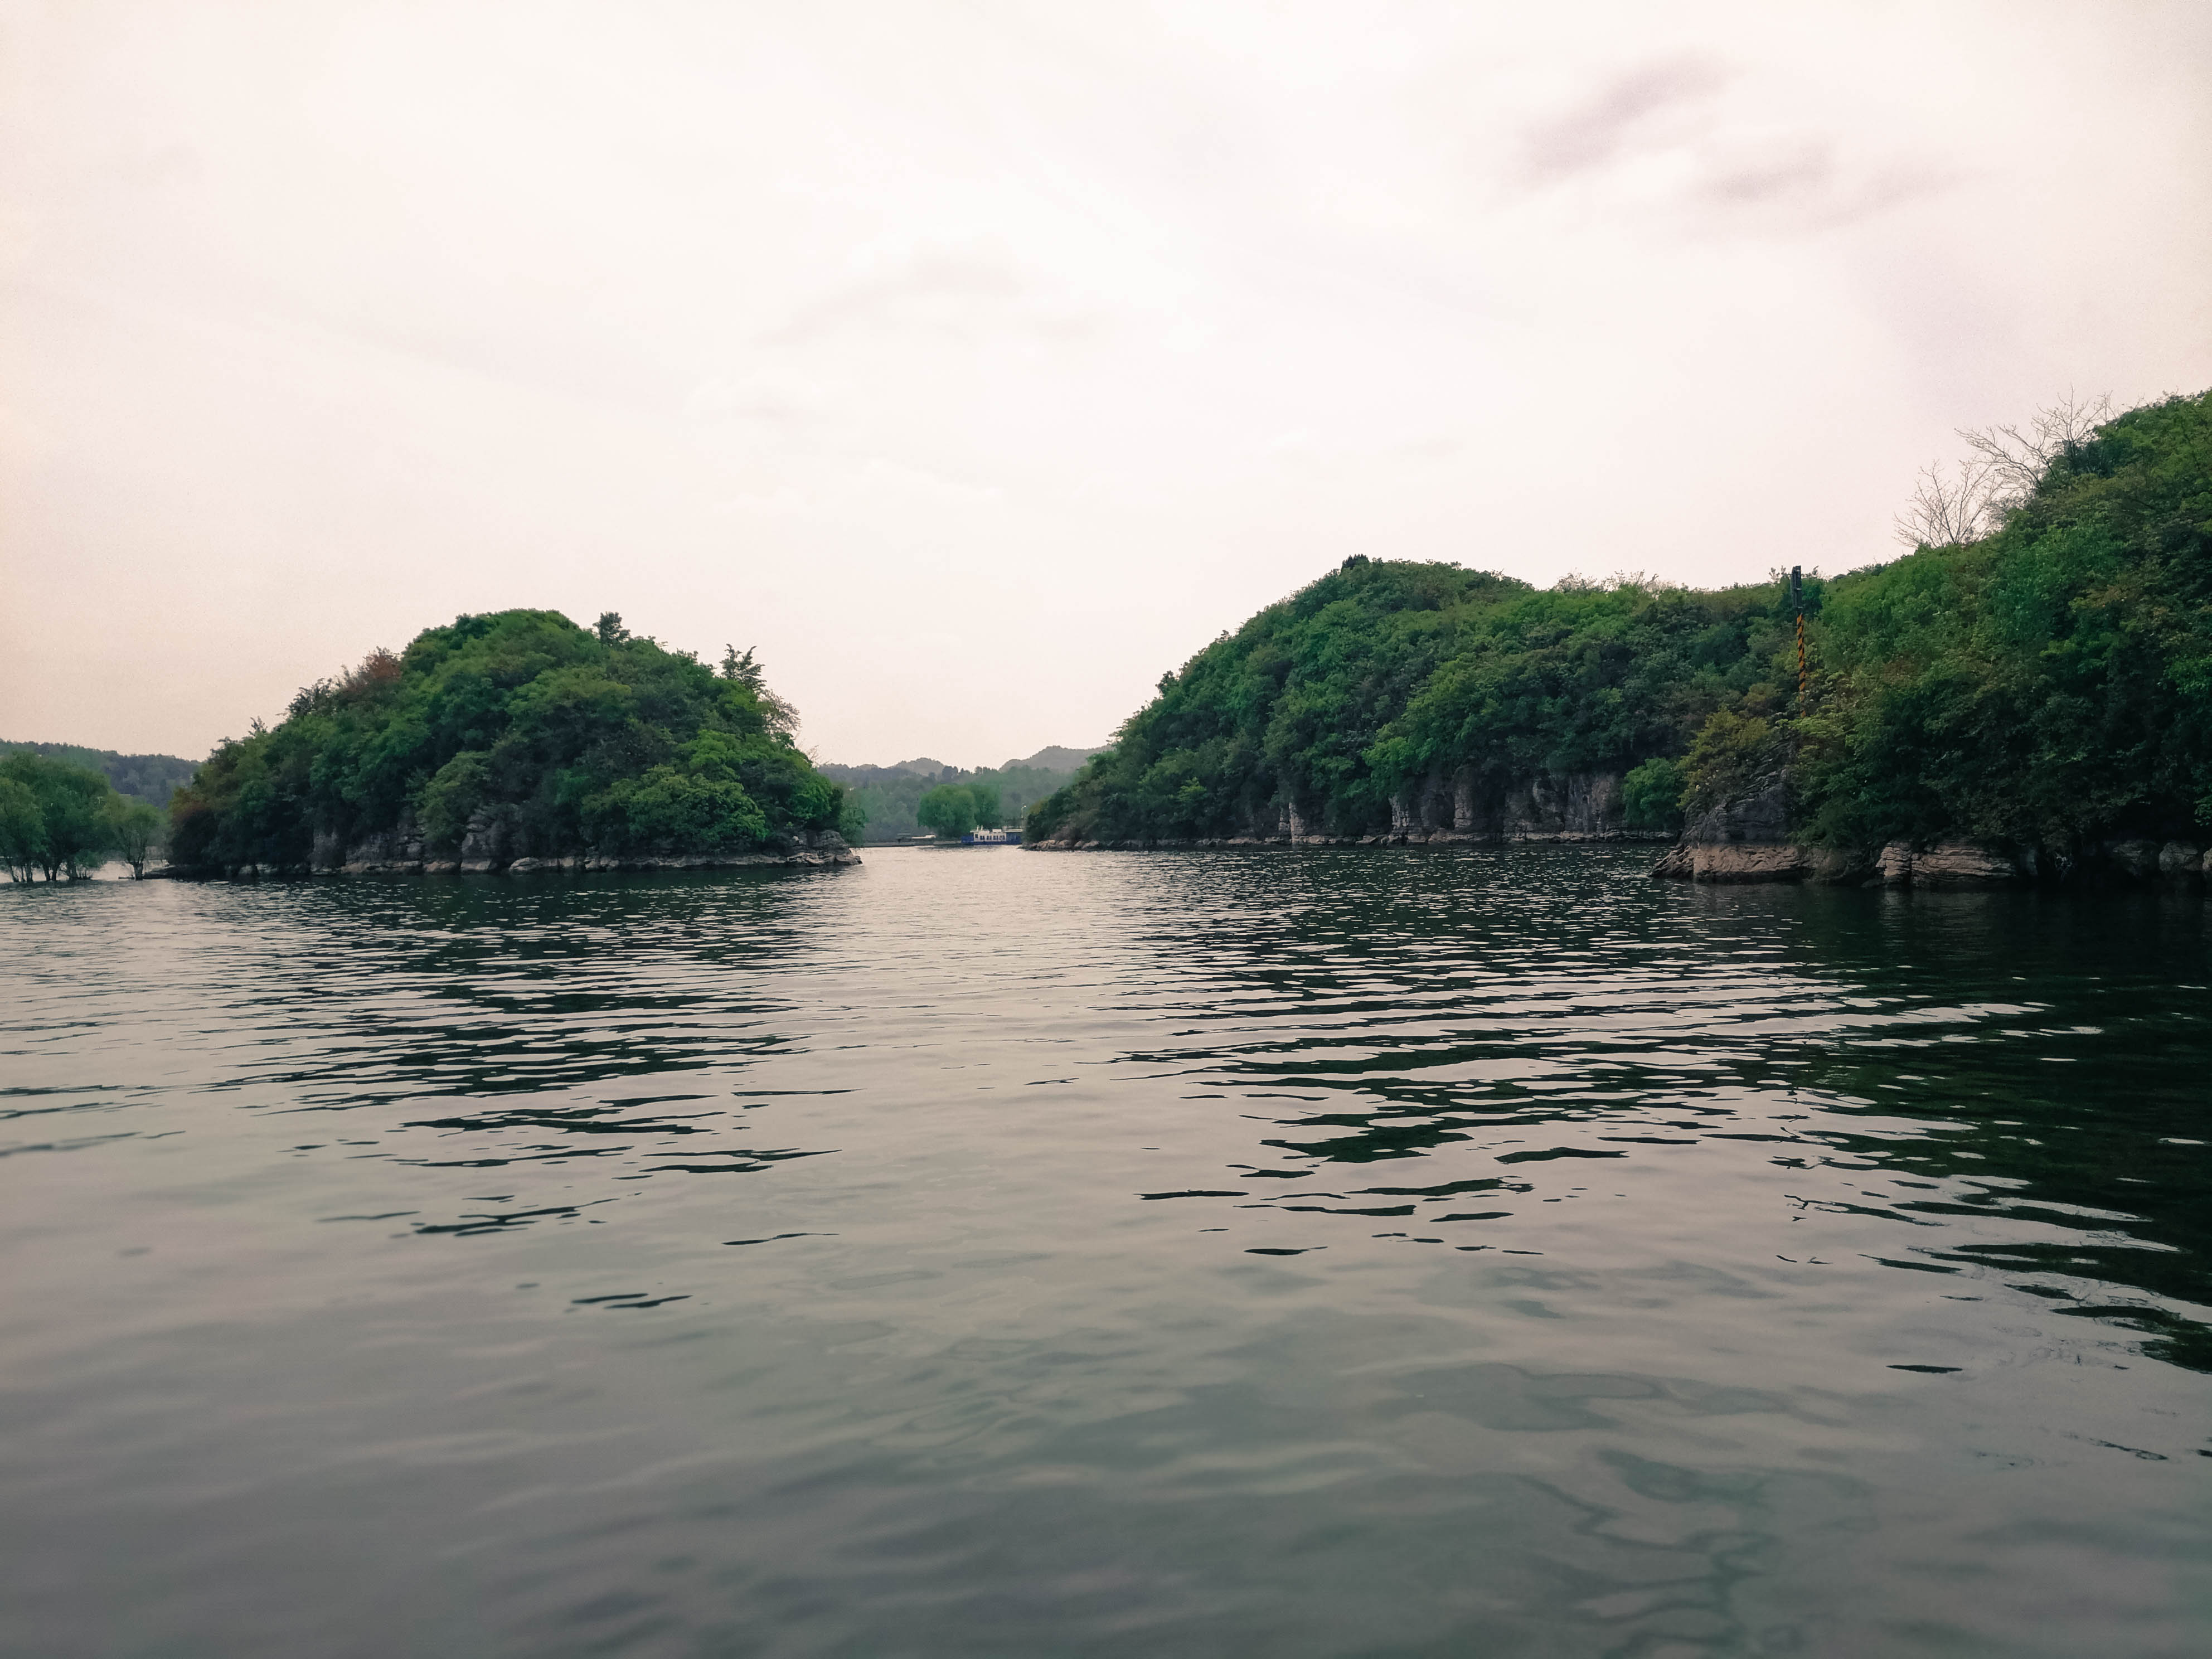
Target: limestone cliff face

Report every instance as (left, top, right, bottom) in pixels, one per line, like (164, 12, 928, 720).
(1037, 767, 1659, 848)
(338, 814, 433, 874)
(1386, 768, 1634, 842)
(1382, 768, 1643, 843)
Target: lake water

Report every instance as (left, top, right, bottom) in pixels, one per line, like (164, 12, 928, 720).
(3, 847, 2208, 1657)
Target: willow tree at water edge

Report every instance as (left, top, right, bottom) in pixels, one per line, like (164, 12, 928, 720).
(0, 751, 166, 881)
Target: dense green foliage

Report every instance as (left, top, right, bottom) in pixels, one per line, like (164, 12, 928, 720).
(915, 782, 1003, 838)
(170, 611, 847, 870)
(106, 797, 166, 877)
(1621, 756, 1689, 833)
(1027, 559, 1799, 843)
(1031, 390, 2212, 857)
(1791, 391, 2212, 849)
(1, 741, 196, 809)
(916, 784, 975, 838)
(0, 752, 161, 881)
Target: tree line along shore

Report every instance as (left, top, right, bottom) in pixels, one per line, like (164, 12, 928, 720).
(8, 389, 2207, 888)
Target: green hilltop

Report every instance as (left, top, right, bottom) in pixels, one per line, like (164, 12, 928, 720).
(171, 609, 851, 873)
(1028, 388, 2212, 860)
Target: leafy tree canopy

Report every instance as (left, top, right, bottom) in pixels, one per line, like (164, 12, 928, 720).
(1028, 560, 1797, 843)
(1791, 389, 2212, 849)
(916, 784, 983, 838)
(169, 610, 847, 871)
(1, 741, 195, 808)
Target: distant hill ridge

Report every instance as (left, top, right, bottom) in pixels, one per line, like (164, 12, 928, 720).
(2, 740, 197, 809)
(816, 745, 1107, 842)
(817, 745, 1104, 784)
(1013, 745, 1105, 773)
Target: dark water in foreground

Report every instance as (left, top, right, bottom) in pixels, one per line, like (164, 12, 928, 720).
(3, 848, 2209, 1657)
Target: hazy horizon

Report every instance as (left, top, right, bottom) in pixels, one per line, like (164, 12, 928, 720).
(6, 1, 2210, 764)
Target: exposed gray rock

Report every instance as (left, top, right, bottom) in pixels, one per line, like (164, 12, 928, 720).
(336, 814, 430, 874)
(1382, 767, 1650, 842)
(457, 808, 510, 871)
(1649, 781, 1816, 882)
(2104, 838, 2161, 880)
(1682, 781, 1790, 848)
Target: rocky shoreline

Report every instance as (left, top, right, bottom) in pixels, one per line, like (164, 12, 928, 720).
(1651, 833, 2208, 888)
(1029, 769, 2209, 890)
(1026, 824, 2207, 887)
(1643, 782, 2208, 887)
(152, 826, 860, 880)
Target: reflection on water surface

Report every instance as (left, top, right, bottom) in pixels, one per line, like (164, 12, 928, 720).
(2, 848, 2208, 1656)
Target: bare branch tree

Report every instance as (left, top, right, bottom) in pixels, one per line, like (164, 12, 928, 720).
(1958, 389, 2113, 510)
(1894, 390, 2114, 550)
(1893, 457, 2003, 549)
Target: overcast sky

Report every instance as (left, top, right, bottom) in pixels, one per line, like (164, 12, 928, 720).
(5, 1, 2209, 767)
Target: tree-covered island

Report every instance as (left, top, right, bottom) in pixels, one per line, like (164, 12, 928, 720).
(167, 609, 858, 876)
(1028, 389, 2212, 885)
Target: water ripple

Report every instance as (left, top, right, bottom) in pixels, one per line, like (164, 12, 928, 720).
(2, 850, 2208, 1656)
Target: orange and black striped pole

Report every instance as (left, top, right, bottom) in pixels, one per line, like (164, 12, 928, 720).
(1790, 566, 1807, 710)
